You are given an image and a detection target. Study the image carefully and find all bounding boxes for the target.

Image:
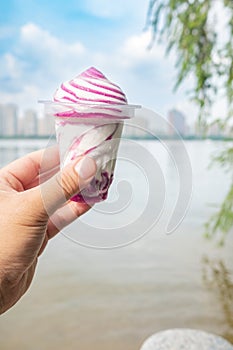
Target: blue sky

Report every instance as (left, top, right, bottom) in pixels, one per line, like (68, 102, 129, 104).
(1, 0, 225, 123)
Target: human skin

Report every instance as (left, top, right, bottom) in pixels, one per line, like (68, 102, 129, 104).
(0, 146, 96, 315)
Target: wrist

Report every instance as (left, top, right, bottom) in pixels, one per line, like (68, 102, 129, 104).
(0, 271, 7, 315)
(0, 268, 17, 315)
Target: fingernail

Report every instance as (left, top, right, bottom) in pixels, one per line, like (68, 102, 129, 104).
(75, 157, 97, 180)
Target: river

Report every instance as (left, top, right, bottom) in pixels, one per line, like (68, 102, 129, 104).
(0, 139, 232, 350)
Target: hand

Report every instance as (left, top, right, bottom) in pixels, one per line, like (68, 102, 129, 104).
(0, 145, 96, 315)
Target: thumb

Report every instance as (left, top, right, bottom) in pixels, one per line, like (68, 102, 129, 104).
(30, 156, 97, 217)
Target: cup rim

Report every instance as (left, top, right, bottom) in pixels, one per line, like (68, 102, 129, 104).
(38, 100, 141, 110)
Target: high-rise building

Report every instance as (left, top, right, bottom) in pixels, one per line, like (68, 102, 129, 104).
(208, 122, 222, 137)
(37, 117, 45, 136)
(223, 124, 233, 138)
(122, 108, 168, 138)
(44, 114, 55, 136)
(0, 105, 4, 135)
(22, 109, 38, 136)
(38, 115, 55, 136)
(0, 104, 18, 136)
(123, 115, 149, 138)
(168, 109, 186, 136)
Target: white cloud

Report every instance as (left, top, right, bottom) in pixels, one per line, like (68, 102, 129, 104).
(121, 31, 165, 66)
(18, 23, 86, 81)
(0, 53, 21, 79)
(209, 0, 230, 46)
(0, 22, 227, 123)
(0, 23, 173, 108)
(20, 23, 85, 57)
(0, 23, 89, 110)
(84, 0, 148, 19)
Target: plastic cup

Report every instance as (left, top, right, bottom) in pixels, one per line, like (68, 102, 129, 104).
(40, 101, 140, 204)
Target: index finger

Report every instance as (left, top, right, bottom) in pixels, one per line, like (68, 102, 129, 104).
(0, 145, 60, 190)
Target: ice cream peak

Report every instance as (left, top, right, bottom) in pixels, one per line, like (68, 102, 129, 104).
(54, 67, 127, 105)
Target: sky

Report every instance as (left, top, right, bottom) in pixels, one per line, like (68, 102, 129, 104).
(0, 0, 227, 124)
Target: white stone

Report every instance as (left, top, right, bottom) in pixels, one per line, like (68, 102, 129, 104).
(140, 329, 233, 350)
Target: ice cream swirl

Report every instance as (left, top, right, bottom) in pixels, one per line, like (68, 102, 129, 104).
(54, 67, 127, 106)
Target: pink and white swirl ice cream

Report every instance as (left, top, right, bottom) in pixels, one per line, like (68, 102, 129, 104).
(51, 67, 137, 203)
(54, 66, 127, 106)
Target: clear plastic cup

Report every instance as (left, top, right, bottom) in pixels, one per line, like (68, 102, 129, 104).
(40, 101, 140, 204)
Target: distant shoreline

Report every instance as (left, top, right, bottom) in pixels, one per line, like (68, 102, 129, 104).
(0, 135, 232, 141)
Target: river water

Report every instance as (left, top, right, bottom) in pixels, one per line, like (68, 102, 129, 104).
(0, 139, 232, 350)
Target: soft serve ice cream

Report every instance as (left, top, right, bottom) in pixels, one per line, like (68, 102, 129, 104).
(53, 67, 131, 203)
(54, 67, 127, 106)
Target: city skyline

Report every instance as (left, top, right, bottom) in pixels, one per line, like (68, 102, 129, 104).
(0, 103, 54, 137)
(0, 102, 230, 139)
